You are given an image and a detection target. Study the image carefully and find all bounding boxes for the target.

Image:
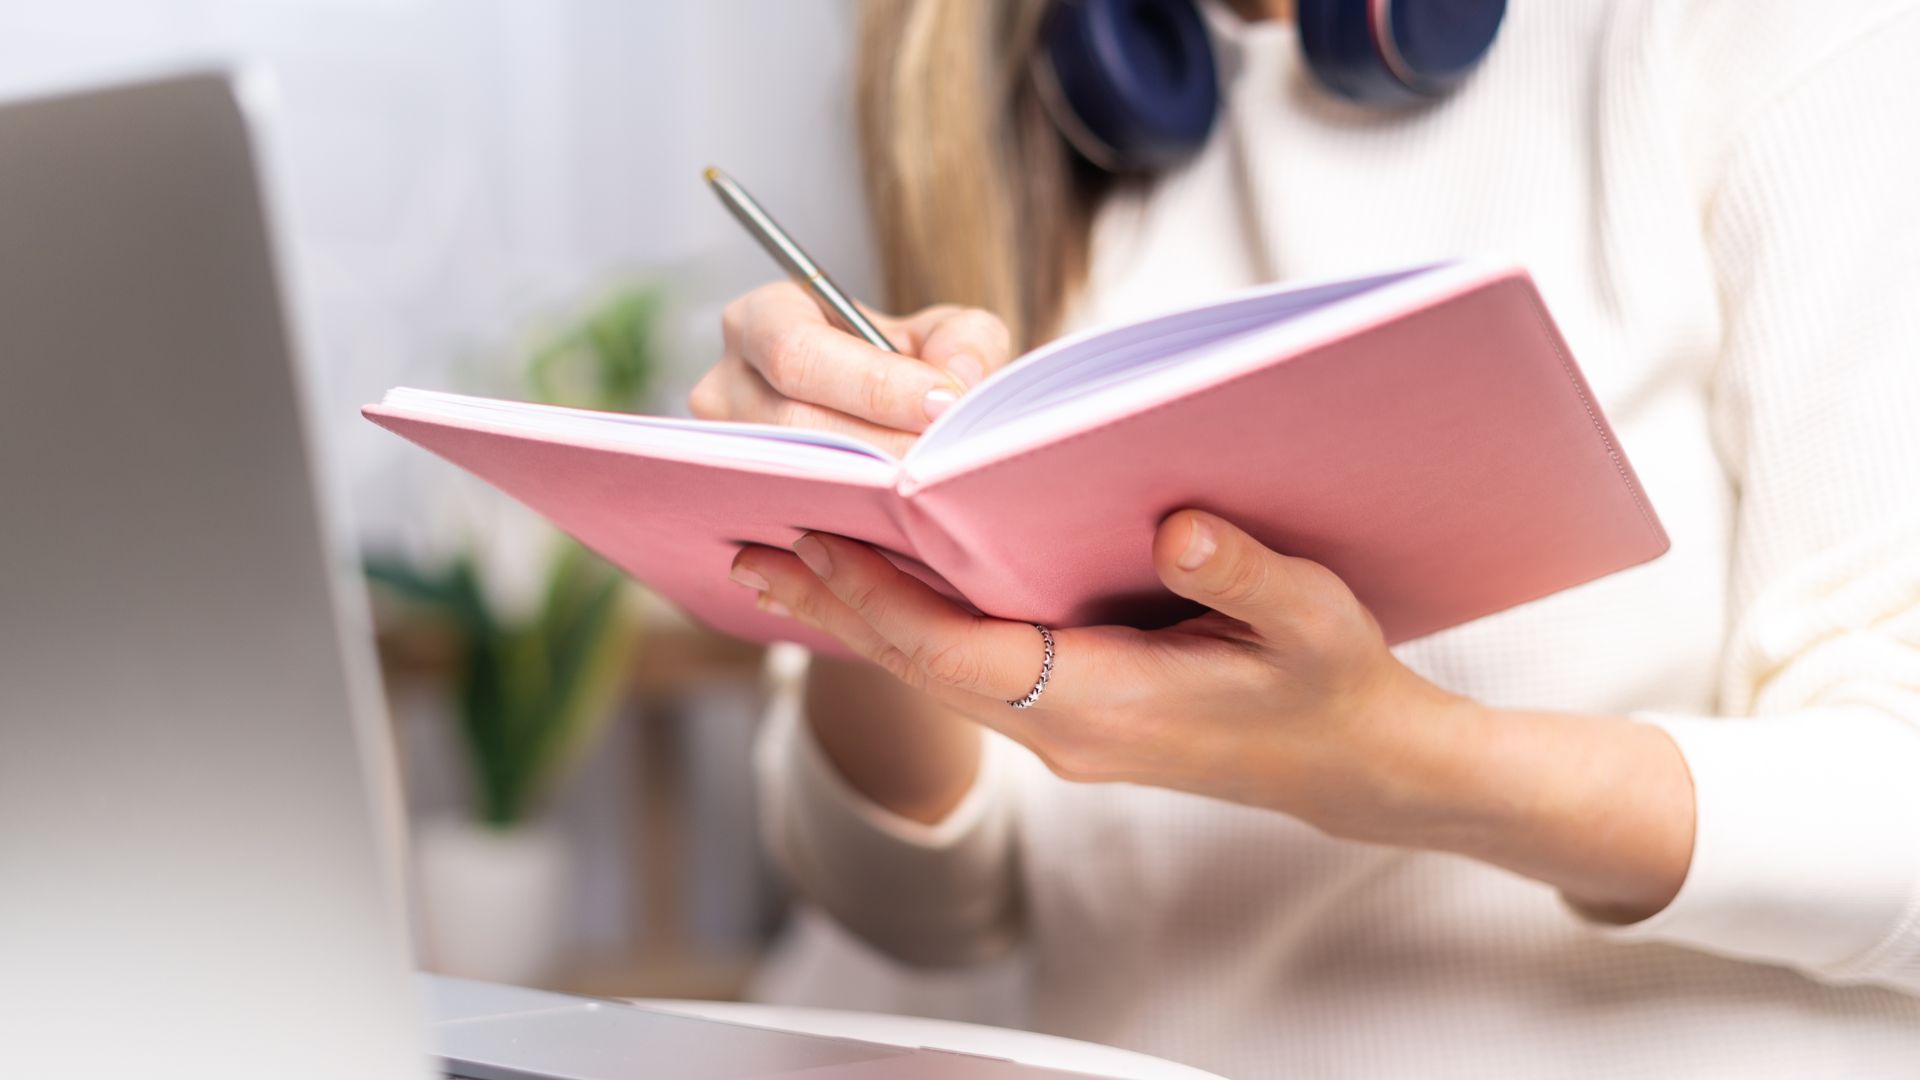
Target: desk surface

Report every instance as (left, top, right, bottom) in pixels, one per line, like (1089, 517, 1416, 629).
(425, 975, 1222, 1079)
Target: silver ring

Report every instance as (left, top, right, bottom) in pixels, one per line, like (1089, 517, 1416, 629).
(1007, 624, 1055, 709)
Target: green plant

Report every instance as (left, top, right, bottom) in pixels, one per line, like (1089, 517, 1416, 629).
(366, 283, 664, 828)
(528, 286, 663, 412)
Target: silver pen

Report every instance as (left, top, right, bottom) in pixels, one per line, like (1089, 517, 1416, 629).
(705, 166, 900, 353)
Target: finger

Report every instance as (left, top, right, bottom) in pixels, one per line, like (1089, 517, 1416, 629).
(789, 532, 1064, 704)
(738, 284, 963, 431)
(896, 306, 1014, 390)
(687, 363, 730, 420)
(1152, 510, 1327, 641)
(733, 546, 1061, 753)
(731, 546, 914, 671)
(701, 355, 917, 457)
(734, 546, 1051, 736)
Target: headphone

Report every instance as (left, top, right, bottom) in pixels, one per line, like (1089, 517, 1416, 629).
(1036, 0, 1508, 173)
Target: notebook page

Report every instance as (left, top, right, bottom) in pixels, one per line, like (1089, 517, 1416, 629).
(379, 389, 900, 478)
(916, 265, 1435, 453)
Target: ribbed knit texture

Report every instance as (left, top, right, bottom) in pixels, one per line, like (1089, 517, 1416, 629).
(756, 2, 1920, 1074)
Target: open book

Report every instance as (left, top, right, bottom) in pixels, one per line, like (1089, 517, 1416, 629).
(366, 261, 1668, 654)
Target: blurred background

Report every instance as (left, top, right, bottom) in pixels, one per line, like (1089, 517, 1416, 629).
(0, 0, 1020, 1012)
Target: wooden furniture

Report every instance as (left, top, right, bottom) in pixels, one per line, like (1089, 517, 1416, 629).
(379, 600, 779, 1000)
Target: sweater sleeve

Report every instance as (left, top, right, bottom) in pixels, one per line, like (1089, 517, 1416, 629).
(753, 645, 1024, 968)
(1595, 11, 1920, 993)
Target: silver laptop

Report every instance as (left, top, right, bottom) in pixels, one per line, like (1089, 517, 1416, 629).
(0, 70, 1096, 1080)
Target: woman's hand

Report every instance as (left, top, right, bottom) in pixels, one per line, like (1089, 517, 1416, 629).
(731, 510, 1699, 923)
(690, 281, 1013, 457)
(736, 509, 1442, 828)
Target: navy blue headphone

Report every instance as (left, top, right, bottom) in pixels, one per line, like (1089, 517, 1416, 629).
(1037, 0, 1508, 173)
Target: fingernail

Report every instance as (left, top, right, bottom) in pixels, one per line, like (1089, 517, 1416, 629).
(757, 594, 791, 618)
(793, 534, 832, 579)
(923, 386, 958, 421)
(947, 352, 984, 389)
(1177, 516, 1217, 571)
(730, 566, 769, 591)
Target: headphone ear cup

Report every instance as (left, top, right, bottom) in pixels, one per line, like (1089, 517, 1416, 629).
(1297, 0, 1506, 106)
(1036, 0, 1220, 173)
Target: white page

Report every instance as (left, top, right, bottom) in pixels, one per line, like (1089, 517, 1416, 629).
(902, 262, 1504, 481)
(913, 264, 1439, 454)
(379, 388, 900, 480)
(381, 263, 1455, 487)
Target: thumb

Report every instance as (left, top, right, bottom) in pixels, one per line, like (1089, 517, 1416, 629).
(1153, 510, 1316, 636)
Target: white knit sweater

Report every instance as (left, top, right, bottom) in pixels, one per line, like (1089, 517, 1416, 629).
(755, 1, 1920, 1075)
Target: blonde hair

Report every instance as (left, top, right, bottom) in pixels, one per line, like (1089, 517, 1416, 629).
(856, 0, 1115, 350)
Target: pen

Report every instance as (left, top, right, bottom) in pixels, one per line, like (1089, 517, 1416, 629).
(704, 166, 900, 353)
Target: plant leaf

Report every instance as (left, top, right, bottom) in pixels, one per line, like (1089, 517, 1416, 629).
(520, 549, 632, 810)
(363, 553, 460, 610)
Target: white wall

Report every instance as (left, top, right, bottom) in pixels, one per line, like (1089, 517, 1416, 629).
(0, 0, 877, 559)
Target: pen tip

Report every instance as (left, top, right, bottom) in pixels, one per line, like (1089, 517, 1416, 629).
(703, 166, 719, 183)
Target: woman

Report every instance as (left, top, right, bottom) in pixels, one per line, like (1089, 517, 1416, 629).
(693, 0, 1920, 1074)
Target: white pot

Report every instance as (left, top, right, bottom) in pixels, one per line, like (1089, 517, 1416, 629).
(412, 816, 571, 985)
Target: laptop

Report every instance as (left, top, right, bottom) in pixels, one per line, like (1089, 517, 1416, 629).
(0, 70, 1099, 1080)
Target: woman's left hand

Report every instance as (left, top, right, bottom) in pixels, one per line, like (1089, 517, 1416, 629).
(732, 509, 1698, 921)
(732, 509, 1465, 840)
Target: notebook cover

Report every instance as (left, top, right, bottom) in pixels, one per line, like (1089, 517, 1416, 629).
(360, 409, 905, 655)
(895, 268, 1669, 643)
(365, 267, 1668, 655)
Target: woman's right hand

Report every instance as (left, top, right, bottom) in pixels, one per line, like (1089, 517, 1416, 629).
(689, 281, 1013, 457)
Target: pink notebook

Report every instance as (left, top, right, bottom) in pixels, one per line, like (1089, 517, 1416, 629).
(365, 262, 1668, 656)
